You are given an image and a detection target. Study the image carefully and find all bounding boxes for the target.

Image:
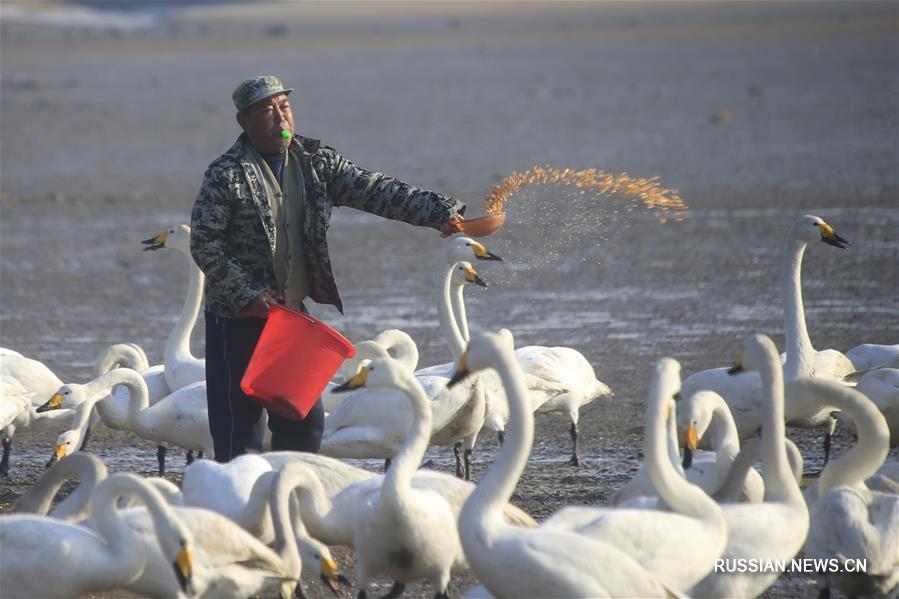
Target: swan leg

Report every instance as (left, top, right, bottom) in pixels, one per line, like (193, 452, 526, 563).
(453, 442, 464, 478)
(186, 450, 194, 465)
(1, 436, 11, 476)
(464, 448, 473, 481)
(156, 445, 167, 477)
(566, 422, 580, 467)
(380, 582, 405, 599)
(497, 430, 505, 446)
(79, 424, 92, 451)
(197, 450, 204, 460)
(384, 458, 392, 472)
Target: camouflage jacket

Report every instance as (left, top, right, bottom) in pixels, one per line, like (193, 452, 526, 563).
(190, 134, 465, 317)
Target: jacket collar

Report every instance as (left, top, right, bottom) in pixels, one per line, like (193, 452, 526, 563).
(227, 132, 320, 160)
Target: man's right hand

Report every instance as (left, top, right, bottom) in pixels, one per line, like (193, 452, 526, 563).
(238, 290, 277, 318)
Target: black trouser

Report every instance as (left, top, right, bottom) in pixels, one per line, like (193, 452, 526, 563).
(204, 310, 324, 462)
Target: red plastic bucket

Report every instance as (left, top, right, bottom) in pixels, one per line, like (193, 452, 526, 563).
(241, 304, 355, 420)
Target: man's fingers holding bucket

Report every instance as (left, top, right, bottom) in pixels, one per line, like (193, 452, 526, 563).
(239, 291, 275, 318)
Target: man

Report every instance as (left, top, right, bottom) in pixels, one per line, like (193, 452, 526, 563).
(191, 75, 465, 462)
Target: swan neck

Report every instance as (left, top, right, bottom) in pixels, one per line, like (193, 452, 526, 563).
(452, 282, 470, 342)
(165, 250, 204, 364)
(757, 346, 797, 501)
(783, 239, 814, 380)
(709, 400, 740, 470)
(238, 470, 277, 536)
(51, 457, 109, 520)
(460, 348, 533, 535)
(807, 380, 890, 494)
(388, 334, 420, 372)
(90, 475, 174, 583)
(96, 369, 150, 428)
(291, 469, 333, 541)
(383, 371, 432, 500)
(438, 263, 466, 360)
(714, 438, 761, 502)
(646, 389, 722, 521)
(272, 470, 301, 578)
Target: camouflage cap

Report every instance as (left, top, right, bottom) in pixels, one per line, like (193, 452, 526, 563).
(232, 75, 294, 112)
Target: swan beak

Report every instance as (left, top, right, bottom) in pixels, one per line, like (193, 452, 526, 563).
(464, 266, 488, 288)
(141, 230, 170, 251)
(37, 392, 64, 413)
(173, 544, 193, 594)
(818, 223, 850, 250)
(682, 423, 698, 469)
(332, 367, 369, 393)
(472, 243, 503, 261)
(46, 442, 67, 468)
(319, 557, 343, 595)
(448, 350, 471, 388)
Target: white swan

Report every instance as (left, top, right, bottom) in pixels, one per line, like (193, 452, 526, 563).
(678, 389, 764, 501)
(320, 261, 487, 474)
(0, 349, 63, 401)
(517, 344, 613, 465)
(15, 451, 182, 518)
(857, 366, 899, 447)
(39, 368, 214, 467)
(682, 215, 854, 459)
(448, 331, 673, 597)
(181, 453, 348, 592)
(797, 377, 898, 599)
(845, 343, 899, 371)
(48, 342, 174, 471)
(255, 457, 535, 551)
(0, 351, 69, 474)
(1, 377, 34, 431)
(142, 224, 206, 391)
(323, 340, 388, 414)
(688, 334, 810, 598)
(15, 452, 110, 522)
(540, 359, 727, 592)
(335, 357, 465, 597)
(0, 472, 194, 598)
(12, 453, 292, 598)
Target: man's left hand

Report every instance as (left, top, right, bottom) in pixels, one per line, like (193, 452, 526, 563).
(441, 215, 465, 238)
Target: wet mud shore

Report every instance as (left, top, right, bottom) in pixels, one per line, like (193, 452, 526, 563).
(1, 2, 897, 597)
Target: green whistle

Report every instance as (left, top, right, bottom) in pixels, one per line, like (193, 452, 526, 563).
(280, 129, 291, 139)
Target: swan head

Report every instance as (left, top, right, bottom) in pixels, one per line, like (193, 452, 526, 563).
(142, 224, 191, 252)
(297, 540, 350, 595)
(677, 391, 721, 469)
(792, 215, 850, 250)
(331, 357, 406, 393)
(451, 261, 488, 288)
(650, 357, 682, 411)
(446, 236, 503, 262)
(740, 334, 780, 374)
(45, 429, 81, 468)
(37, 383, 86, 412)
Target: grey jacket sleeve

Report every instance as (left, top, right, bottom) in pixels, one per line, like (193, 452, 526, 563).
(190, 165, 266, 312)
(321, 146, 466, 229)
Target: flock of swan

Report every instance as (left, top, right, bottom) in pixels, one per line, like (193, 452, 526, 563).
(0, 214, 897, 598)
